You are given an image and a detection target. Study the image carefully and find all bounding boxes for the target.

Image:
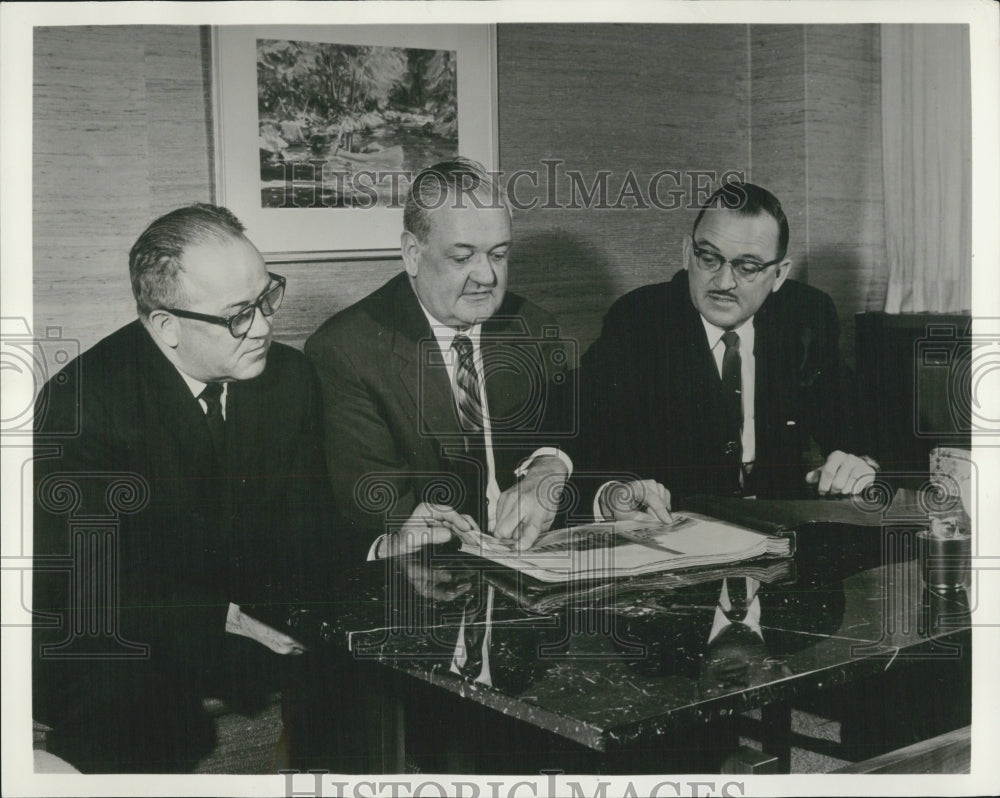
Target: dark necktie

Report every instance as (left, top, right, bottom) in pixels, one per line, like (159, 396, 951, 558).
(722, 577, 748, 622)
(451, 335, 488, 526)
(199, 382, 225, 458)
(720, 330, 743, 492)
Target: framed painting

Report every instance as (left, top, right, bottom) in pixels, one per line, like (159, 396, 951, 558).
(212, 25, 498, 261)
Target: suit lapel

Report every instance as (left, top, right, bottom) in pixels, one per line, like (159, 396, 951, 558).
(665, 274, 727, 461)
(391, 277, 462, 441)
(136, 324, 218, 470)
(752, 296, 796, 465)
(481, 314, 528, 436)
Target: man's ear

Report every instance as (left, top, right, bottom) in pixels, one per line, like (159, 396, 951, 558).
(681, 234, 692, 270)
(770, 258, 793, 293)
(400, 230, 421, 278)
(145, 309, 180, 349)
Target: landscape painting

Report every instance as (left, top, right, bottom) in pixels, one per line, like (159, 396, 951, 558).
(257, 39, 459, 209)
(213, 25, 496, 256)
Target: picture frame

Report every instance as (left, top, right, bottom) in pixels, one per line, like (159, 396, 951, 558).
(212, 25, 498, 261)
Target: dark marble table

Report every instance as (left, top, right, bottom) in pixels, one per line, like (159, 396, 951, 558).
(296, 496, 972, 774)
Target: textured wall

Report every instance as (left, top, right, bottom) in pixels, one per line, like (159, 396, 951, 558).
(750, 25, 886, 365)
(33, 26, 215, 349)
(497, 24, 752, 357)
(33, 24, 885, 364)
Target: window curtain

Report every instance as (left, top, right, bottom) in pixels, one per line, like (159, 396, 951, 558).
(881, 25, 971, 313)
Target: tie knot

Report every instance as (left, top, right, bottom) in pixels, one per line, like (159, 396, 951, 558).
(722, 330, 740, 351)
(452, 334, 474, 360)
(199, 382, 224, 403)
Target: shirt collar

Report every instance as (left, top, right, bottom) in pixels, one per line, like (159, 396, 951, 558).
(708, 595, 763, 644)
(416, 295, 482, 351)
(700, 313, 755, 353)
(174, 367, 228, 404)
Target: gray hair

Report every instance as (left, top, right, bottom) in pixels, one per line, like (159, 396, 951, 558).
(403, 157, 508, 242)
(128, 203, 246, 317)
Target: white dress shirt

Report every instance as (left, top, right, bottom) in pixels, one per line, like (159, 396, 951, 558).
(175, 368, 242, 628)
(700, 314, 756, 466)
(594, 314, 758, 519)
(176, 370, 229, 420)
(418, 303, 572, 532)
(366, 302, 572, 559)
(422, 314, 503, 530)
(708, 577, 763, 643)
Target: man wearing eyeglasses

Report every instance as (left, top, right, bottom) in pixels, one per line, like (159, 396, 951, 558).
(578, 181, 877, 515)
(32, 203, 337, 772)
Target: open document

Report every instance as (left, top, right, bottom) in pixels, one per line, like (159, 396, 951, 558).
(455, 513, 793, 583)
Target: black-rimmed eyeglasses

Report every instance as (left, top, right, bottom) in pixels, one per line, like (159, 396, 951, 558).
(691, 244, 782, 282)
(163, 272, 286, 339)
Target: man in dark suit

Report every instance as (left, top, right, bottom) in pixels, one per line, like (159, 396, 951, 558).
(306, 158, 575, 555)
(32, 204, 338, 773)
(578, 182, 877, 514)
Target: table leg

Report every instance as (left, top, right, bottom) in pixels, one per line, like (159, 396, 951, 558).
(362, 665, 406, 773)
(760, 700, 792, 773)
(760, 701, 792, 773)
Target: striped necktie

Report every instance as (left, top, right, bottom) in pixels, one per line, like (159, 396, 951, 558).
(451, 334, 488, 526)
(452, 334, 485, 438)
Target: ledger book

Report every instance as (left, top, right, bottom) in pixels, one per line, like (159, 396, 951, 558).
(455, 513, 793, 583)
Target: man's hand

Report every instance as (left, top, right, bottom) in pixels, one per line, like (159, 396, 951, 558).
(494, 455, 569, 550)
(225, 603, 306, 655)
(805, 451, 877, 495)
(401, 560, 475, 602)
(599, 479, 673, 523)
(382, 502, 478, 558)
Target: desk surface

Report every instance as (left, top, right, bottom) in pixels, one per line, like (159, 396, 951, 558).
(313, 503, 971, 756)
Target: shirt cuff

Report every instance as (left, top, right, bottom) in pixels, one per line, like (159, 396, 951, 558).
(366, 534, 387, 562)
(593, 480, 619, 522)
(514, 447, 573, 480)
(225, 602, 241, 631)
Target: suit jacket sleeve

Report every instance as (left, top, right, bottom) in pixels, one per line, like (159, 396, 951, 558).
(305, 329, 418, 535)
(267, 355, 368, 604)
(31, 359, 230, 692)
(798, 289, 858, 459)
(565, 293, 652, 513)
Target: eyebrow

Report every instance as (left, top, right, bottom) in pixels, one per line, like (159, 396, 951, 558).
(694, 236, 768, 261)
(218, 280, 271, 313)
(447, 240, 512, 252)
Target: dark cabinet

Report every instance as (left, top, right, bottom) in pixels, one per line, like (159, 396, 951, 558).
(854, 312, 971, 477)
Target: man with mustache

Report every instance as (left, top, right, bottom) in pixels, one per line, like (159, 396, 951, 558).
(578, 181, 877, 513)
(306, 157, 573, 556)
